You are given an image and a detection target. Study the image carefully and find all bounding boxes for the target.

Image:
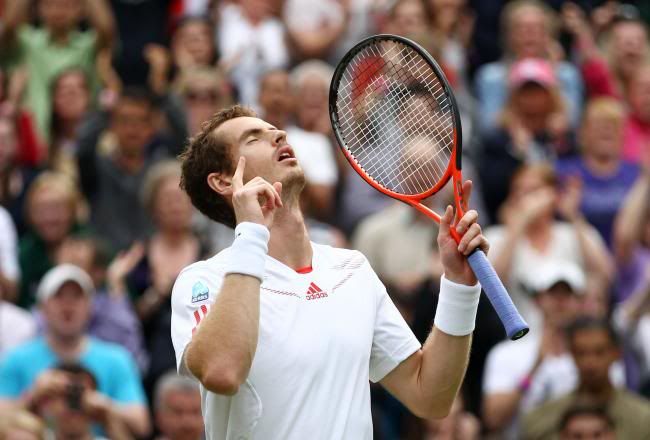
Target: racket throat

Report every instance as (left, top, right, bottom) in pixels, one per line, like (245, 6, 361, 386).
(407, 200, 441, 223)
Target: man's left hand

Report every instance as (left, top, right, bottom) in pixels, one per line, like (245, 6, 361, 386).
(437, 181, 489, 286)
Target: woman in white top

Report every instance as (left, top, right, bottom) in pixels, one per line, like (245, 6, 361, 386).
(484, 163, 614, 331)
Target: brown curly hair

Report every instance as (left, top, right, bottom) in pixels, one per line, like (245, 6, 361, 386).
(178, 105, 256, 228)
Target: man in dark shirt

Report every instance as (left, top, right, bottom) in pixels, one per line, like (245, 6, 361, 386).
(77, 87, 187, 251)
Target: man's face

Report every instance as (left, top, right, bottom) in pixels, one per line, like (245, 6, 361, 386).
(536, 283, 580, 327)
(612, 22, 648, 75)
(570, 329, 619, 392)
(258, 72, 293, 120)
(509, 6, 549, 58)
(239, 0, 274, 23)
(156, 390, 204, 440)
(215, 117, 304, 190)
(153, 176, 194, 232)
(295, 75, 328, 129)
(42, 282, 91, 339)
(390, 0, 430, 36)
(561, 414, 615, 440)
(39, 0, 83, 33)
(111, 100, 155, 157)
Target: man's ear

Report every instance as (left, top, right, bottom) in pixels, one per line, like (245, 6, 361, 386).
(207, 172, 233, 196)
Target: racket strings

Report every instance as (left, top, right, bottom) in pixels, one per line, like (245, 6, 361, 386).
(360, 57, 450, 187)
(334, 40, 456, 195)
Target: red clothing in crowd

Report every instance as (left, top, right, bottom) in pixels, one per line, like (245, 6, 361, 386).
(623, 115, 650, 163)
(580, 56, 620, 99)
(15, 111, 44, 166)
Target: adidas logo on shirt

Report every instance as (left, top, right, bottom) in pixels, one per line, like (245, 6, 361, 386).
(306, 282, 328, 301)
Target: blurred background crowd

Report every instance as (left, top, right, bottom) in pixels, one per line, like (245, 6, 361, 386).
(1, 0, 650, 439)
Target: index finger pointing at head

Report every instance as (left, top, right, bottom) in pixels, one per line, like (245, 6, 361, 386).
(232, 156, 246, 190)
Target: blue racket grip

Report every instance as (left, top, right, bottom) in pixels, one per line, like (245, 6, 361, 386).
(467, 250, 529, 340)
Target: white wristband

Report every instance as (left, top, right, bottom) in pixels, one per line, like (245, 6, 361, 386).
(225, 222, 270, 281)
(434, 275, 481, 336)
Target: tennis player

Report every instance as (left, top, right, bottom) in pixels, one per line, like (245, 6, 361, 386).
(171, 105, 489, 439)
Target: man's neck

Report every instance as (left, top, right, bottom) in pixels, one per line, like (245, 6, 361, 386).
(267, 201, 312, 271)
(540, 323, 567, 356)
(155, 228, 191, 247)
(114, 151, 145, 174)
(576, 381, 615, 403)
(47, 333, 87, 362)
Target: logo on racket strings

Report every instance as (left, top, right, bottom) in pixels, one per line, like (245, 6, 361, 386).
(306, 282, 327, 301)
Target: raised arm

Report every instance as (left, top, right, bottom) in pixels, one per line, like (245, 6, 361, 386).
(184, 157, 283, 395)
(0, 0, 30, 46)
(614, 170, 650, 263)
(380, 181, 487, 419)
(557, 176, 614, 286)
(85, 0, 116, 50)
(76, 110, 109, 198)
(572, 216, 614, 284)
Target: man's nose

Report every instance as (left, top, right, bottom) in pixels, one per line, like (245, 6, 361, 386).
(272, 130, 287, 146)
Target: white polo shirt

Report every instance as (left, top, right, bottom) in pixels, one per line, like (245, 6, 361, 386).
(171, 243, 421, 440)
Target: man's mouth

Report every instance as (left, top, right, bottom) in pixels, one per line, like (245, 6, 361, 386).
(277, 146, 296, 162)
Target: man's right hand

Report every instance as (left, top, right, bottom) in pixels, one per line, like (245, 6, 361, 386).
(231, 157, 283, 228)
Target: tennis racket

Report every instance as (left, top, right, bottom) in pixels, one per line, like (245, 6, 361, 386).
(329, 34, 529, 340)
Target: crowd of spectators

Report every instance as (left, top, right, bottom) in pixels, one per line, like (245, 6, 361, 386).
(1, 0, 650, 438)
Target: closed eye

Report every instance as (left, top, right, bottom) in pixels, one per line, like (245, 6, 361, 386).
(247, 138, 258, 145)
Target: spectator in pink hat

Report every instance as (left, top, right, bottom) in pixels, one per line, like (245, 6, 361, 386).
(474, 0, 583, 134)
(478, 58, 572, 223)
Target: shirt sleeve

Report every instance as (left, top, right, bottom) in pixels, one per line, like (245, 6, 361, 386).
(170, 262, 223, 377)
(368, 262, 421, 383)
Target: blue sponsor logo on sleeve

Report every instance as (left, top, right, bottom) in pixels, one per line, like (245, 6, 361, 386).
(191, 281, 209, 303)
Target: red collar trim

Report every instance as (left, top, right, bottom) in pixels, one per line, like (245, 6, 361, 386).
(295, 265, 313, 274)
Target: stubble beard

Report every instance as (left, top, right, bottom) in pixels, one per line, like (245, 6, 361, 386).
(279, 167, 306, 205)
